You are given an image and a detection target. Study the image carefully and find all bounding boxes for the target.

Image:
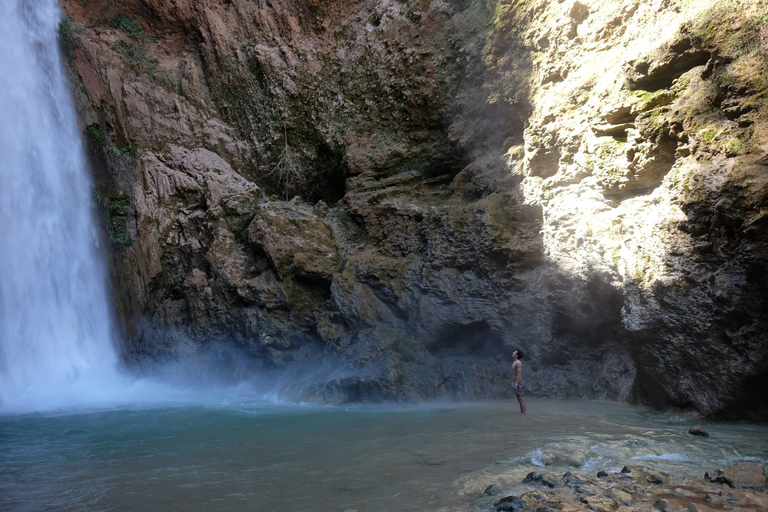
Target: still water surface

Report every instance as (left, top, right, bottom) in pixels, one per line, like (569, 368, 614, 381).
(2, 398, 767, 511)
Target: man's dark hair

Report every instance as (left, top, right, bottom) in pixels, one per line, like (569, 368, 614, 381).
(516, 349, 524, 359)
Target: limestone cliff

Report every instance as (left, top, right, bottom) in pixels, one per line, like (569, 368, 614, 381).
(60, 0, 768, 419)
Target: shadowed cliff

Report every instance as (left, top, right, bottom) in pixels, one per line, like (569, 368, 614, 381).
(60, 0, 768, 419)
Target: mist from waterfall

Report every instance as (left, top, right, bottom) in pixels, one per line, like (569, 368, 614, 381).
(0, 0, 121, 411)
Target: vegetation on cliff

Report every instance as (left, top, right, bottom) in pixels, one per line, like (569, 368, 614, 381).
(59, 0, 767, 419)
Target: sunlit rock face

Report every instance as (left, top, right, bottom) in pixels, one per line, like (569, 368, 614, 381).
(61, 0, 767, 419)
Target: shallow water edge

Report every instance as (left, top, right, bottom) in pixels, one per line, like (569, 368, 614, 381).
(1, 399, 766, 511)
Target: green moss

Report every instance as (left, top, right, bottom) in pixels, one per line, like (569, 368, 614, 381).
(507, 144, 525, 159)
(84, 124, 101, 140)
(118, 141, 139, 157)
(630, 89, 675, 112)
(330, 207, 352, 223)
(283, 276, 314, 311)
(111, 39, 158, 76)
(610, 247, 621, 268)
(93, 190, 134, 247)
(598, 139, 627, 159)
(724, 138, 745, 155)
(584, 156, 596, 172)
(109, 14, 147, 39)
(59, 15, 75, 57)
(701, 129, 717, 143)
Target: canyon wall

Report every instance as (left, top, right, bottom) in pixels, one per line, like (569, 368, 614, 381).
(60, 0, 768, 419)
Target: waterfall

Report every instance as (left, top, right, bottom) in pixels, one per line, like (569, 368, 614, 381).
(0, 0, 120, 411)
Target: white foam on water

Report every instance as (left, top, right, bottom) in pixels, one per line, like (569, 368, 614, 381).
(523, 448, 546, 467)
(630, 453, 694, 462)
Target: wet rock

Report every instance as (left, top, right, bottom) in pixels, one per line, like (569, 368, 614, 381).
(484, 484, 502, 496)
(647, 474, 665, 485)
(705, 461, 768, 490)
(474, 461, 768, 512)
(494, 495, 524, 511)
(621, 465, 632, 473)
(539, 473, 560, 488)
(522, 471, 540, 484)
(688, 425, 709, 437)
(596, 470, 609, 478)
(521, 471, 559, 488)
(561, 472, 586, 487)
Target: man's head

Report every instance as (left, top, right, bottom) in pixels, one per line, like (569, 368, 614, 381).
(513, 349, 524, 360)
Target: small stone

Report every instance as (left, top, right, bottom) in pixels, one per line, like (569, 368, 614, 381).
(522, 471, 539, 484)
(578, 496, 590, 504)
(689, 425, 710, 437)
(575, 487, 595, 497)
(561, 471, 573, 483)
(705, 494, 714, 502)
(597, 470, 609, 478)
(484, 484, 502, 496)
(654, 499, 670, 512)
(621, 466, 631, 473)
(540, 473, 559, 488)
(494, 496, 524, 511)
(647, 474, 664, 485)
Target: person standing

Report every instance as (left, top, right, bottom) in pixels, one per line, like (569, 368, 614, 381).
(512, 350, 526, 414)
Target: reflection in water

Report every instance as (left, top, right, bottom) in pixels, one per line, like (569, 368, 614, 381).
(1, 399, 766, 511)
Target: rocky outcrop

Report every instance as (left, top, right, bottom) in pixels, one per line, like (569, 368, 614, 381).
(469, 462, 768, 512)
(60, 0, 768, 418)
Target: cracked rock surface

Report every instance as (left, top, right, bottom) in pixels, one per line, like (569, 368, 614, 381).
(61, 0, 768, 418)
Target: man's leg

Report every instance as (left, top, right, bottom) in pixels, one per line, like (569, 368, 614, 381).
(516, 394, 526, 414)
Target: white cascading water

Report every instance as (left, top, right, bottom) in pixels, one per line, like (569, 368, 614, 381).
(0, 0, 121, 411)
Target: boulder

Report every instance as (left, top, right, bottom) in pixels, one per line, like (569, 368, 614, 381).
(706, 461, 768, 490)
(689, 425, 710, 437)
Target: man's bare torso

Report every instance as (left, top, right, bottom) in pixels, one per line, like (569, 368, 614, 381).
(513, 359, 523, 382)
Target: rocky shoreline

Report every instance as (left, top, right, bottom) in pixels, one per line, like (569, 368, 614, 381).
(469, 460, 768, 512)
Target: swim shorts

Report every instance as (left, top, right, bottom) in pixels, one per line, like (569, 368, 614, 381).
(514, 380, 525, 397)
